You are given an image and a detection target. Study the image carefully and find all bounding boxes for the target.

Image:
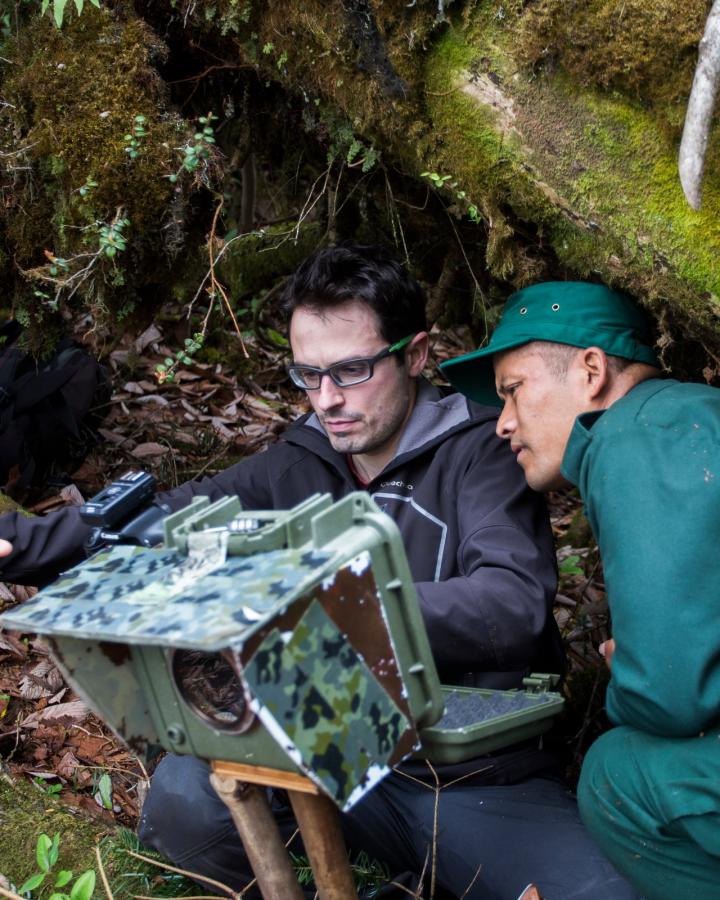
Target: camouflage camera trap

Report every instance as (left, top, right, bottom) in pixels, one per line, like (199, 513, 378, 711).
(0, 492, 563, 811)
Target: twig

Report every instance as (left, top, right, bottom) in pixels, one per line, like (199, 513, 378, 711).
(185, 229, 263, 320)
(384, 175, 410, 266)
(168, 63, 254, 85)
(96, 845, 115, 900)
(0, 140, 40, 158)
(679, 0, 720, 208)
(293, 164, 333, 243)
(133, 896, 220, 900)
(237, 826, 301, 897)
(441, 764, 494, 790)
(426, 86, 461, 97)
(0, 886, 26, 900)
(459, 863, 483, 898)
(387, 882, 422, 898)
(426, 760, 440, 899)
(207, 197, 248, 357)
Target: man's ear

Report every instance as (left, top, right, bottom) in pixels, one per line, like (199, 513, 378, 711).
(577, 346, 611, 401)
(406, 332, 430, 377)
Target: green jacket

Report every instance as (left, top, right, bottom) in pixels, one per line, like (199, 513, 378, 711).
(562, 378, 720, 738)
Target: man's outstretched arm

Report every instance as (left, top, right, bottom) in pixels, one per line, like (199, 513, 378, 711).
(0, 506, 91, 587)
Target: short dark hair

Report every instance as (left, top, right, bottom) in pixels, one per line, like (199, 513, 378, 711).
(525, 341, 633, 379)
(280, 243, 427, 344)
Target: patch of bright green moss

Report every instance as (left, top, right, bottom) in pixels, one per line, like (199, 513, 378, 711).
(420, 16, 720, 348)
(0, 771, 103, 886)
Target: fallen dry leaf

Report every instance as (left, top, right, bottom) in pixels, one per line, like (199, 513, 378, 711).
(22, 699, 90, 729)
(0, 630, 28, 658)
(132, 394, 170, 407)
(133, 324, 163, 354)
(17, 659, 64, 700)
(59, 484, 85, 506)
(55, 749, 81, 780)
(69, 732, 113, 761)
(130, 442, 170, 459)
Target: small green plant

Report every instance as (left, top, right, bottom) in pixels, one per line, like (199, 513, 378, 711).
(155, 332, 205, 384)
(168, 114, 218, 182)
(420, 171, 481, 223)
(123, 115, 148, 160)
(94, 771, 113, 810)
(78, 177, 98, 198)
(46, 254, 70, 278)
(290, 850, 389, 895)
(261, 41, 288, 72)
(32, 776, 63, 796)
(18, 832, 96, 900)
(559, 554, 584, 579)
(324, 116, 380, 173)
(98, 216, 130, 258)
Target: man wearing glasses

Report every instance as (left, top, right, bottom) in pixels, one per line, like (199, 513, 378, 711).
(0, 245, 635, 898)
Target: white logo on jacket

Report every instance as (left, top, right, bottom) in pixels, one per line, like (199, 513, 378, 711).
(371, 491, 447, 583)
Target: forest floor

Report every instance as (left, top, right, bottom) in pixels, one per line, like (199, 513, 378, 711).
(0, 317, 612, 892)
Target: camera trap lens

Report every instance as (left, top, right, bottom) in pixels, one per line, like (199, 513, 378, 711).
(171, 649, 256, 733)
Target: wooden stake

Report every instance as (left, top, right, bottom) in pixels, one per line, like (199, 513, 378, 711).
(289, 790, 359, 900)
(209, 772, 304, 900)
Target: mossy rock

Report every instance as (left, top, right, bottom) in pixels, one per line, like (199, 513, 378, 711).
(204, 1, 720, 373)
(416, 10, 720, 372)
(217, 222, 323, 299)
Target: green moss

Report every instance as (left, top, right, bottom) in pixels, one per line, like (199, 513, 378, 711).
(418, 15, 720, 357)
(0, 5, 188, 336)
(0, 771, 104, 886)
(514, 0, 707, 131)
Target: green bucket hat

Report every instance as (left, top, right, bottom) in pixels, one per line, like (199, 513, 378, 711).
(439, 281, 660, 406)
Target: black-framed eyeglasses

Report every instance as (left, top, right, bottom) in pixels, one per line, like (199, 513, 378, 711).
(287, 335, 414, 390)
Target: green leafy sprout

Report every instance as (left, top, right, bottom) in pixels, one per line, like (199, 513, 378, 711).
(98, 217, 130, 258)
(168, 114, 218, 183)
(124, 115, 148, 160)
(559, 554, 584, 578)
(94, 771, 113, 810)
(155, 332, 205, 383)
(78, 176, 98, 198)
(420, 171, 481, 224)
(18, 832, 96, 900)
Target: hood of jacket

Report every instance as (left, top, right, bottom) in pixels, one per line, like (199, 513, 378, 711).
(281, 379, 498, 484)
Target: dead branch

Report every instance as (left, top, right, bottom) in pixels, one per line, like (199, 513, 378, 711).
(679, 0, 720, 209)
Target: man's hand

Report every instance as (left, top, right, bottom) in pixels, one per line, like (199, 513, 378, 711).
(599, 638, 615, 671)
(0, 539, 12, 558)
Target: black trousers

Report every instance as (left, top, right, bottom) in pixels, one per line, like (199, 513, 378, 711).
(138, 754, 640, 900)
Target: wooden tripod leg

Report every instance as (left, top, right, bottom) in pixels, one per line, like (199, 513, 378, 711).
(289, 790, 359, 900)
(209, 772, 304, 900)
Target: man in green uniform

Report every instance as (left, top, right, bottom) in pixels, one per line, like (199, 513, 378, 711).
(439, 281, 720, 900)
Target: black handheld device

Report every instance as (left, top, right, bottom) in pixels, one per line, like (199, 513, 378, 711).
(80, 470, 170, 553)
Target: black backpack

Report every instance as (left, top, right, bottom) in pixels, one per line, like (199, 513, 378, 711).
(0, 321, 111, 494)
